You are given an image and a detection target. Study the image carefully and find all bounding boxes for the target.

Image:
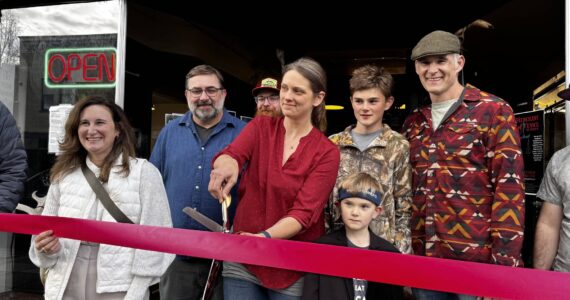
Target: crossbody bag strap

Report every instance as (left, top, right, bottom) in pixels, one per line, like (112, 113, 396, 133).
(81, 164, 134, 224)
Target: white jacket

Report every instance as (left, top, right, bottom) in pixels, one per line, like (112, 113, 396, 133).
(29, 157, 175, 300)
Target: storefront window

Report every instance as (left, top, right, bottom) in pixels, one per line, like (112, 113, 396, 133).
(0, 1, 120, 296)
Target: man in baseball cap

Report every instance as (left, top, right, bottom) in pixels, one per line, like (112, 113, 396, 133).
(403, 30, 525, 299)
(252, 77, 282, 117)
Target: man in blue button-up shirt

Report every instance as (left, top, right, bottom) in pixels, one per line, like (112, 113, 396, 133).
(150, 65, 246, 300)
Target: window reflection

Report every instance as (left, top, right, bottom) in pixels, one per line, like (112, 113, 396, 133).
(0, 1, 119, 296)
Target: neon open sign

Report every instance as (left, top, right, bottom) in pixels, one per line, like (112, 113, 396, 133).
(44, 47, 116, 89)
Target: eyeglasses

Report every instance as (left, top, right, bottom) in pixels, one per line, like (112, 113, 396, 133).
(254, 95, 280, 104)
(187, 87, 224, 97)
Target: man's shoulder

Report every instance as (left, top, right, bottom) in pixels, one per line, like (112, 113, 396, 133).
(328, 126, 352, 145)
(403, 107, 426, 122)
(223, 112, 247, 130)
(162, 112, 189, 130)
(328, 129, 351, 144)
(328, 131, 343, 143)
(465, 85, 510, 106)
(383, 125, 409, 147)
(550, 146, 570, 166)
(401, 109, 427, 134)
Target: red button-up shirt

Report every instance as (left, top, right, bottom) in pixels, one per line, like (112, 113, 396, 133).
(402, 85, 525, 266)
(216, 116, 340, 288)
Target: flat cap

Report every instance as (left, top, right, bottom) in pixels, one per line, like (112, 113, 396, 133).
(411, 30, 461, 60)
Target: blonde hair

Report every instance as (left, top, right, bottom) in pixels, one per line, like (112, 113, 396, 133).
(338, 172, 381, 196)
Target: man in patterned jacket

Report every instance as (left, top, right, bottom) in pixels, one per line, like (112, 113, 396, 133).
(328, 65, 412, 254)
(402, 31, 525, 299)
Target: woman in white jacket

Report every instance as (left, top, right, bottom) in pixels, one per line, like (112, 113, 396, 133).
(29, 96, 175, 300)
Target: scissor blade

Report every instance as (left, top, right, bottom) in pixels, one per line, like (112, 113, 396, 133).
(183, 207, 224, 232)
(221, 195, 231, 230)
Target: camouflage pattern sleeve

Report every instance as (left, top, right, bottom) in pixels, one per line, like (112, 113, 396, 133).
(393, 141, 412, 254)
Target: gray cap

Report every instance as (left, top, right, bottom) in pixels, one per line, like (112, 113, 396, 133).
(411, 30, 461, 60)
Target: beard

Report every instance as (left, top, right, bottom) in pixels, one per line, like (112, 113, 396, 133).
(255, 107, 282, 117)
(191, 98, 225, 122)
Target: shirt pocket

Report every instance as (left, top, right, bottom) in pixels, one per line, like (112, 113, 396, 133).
(443, 123, 479, 157)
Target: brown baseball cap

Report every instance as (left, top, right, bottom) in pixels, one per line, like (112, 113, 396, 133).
(252, 77, 280, 96)
(411, 30, 461, 60)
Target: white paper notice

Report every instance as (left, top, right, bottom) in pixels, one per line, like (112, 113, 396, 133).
(48, 104, 74, 154)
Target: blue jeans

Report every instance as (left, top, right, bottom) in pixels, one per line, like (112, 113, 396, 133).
(224, 277, 299, 300)
(412, 288, 478, 300)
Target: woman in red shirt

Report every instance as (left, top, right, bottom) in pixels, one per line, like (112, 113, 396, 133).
(209, 57, 340, 299)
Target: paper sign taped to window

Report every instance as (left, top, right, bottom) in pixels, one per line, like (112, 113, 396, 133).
(48, 104, 74, 154)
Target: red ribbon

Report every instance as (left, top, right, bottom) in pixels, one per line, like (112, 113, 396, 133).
(2, 213, 569, 299)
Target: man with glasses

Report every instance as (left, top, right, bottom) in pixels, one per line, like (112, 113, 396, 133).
(253, 77, 282, 117)
(150, 64, 246, 300)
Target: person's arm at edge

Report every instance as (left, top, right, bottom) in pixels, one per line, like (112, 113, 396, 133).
(0, 105, 27, 212)
(533, 201, 562, 270)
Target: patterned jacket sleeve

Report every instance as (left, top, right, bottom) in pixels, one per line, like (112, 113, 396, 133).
(487, 102, 525, 266)
(393, 143, 413, 254)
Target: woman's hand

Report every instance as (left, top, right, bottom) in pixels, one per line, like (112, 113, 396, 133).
(239, 232, 265, 238)
(34, 230, 61, 255)
(208, 154, 239, 202)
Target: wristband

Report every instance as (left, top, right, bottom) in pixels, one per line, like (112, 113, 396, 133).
(260, 230, 271, 238)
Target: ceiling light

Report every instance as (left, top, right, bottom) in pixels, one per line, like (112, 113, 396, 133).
(325, 105, 344, 110)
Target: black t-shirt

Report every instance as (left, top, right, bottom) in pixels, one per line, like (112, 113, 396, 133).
(347, 239, 369, 300)
(194, 121, 216, 143)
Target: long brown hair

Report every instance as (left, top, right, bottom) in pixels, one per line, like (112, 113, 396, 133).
(50, 96, 136, 183)
(282, 57, 328, 132)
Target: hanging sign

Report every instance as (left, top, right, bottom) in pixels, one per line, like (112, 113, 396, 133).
(44, 47, 116, 89)
(515, 110, 545, 194)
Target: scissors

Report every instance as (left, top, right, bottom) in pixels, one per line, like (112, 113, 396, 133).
(182, 195, 232, 300)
